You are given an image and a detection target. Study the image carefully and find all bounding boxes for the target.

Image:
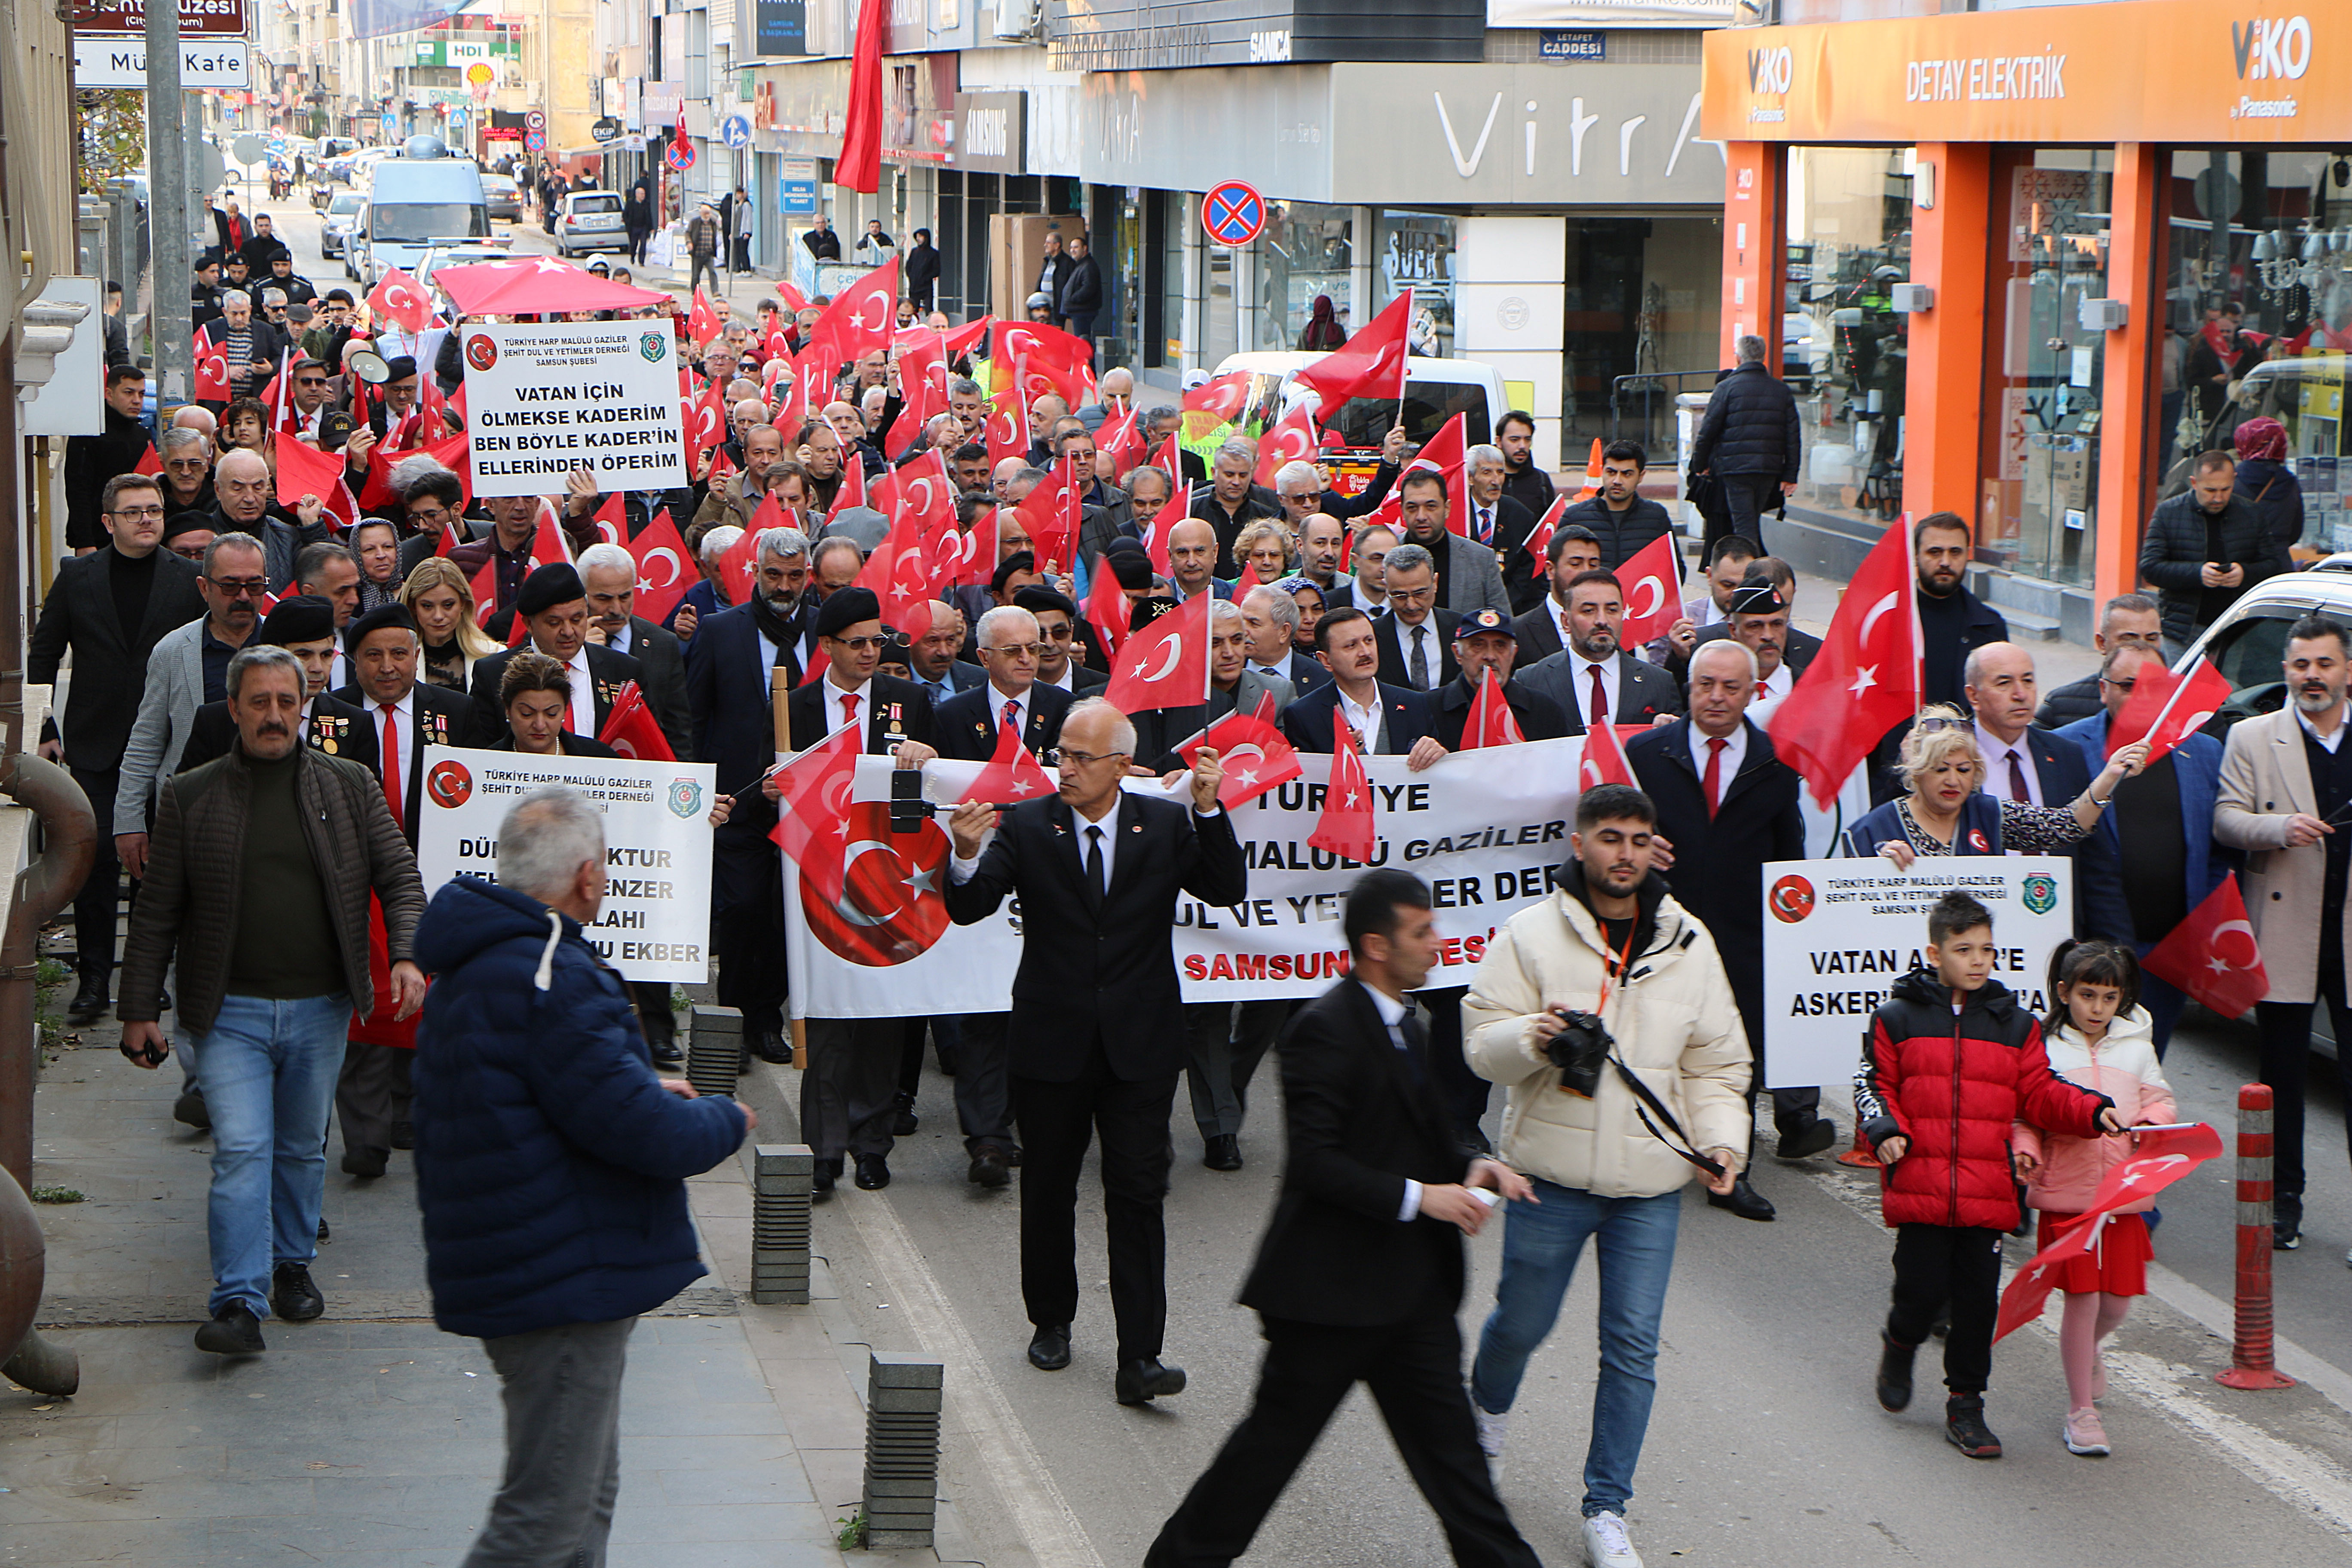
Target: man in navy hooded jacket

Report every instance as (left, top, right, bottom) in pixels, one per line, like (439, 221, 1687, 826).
(412, 785, 751, 1568)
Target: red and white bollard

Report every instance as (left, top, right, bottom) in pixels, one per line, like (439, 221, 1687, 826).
(2216, 1083, 2296, 1391)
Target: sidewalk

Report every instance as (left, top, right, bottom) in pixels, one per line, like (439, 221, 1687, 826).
(1, 980, 927, 1568)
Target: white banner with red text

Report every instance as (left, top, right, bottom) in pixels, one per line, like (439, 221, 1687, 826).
(782, 739, 1591, 1019)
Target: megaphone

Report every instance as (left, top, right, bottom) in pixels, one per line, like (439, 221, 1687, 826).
(347, 348, 391, 385)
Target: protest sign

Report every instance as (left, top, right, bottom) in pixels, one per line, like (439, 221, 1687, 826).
(1760, 856, 2072, 1090)
(783, 738, 1585, 1020)
(459, 320, 687, 496)
(416, 745, 717, 983)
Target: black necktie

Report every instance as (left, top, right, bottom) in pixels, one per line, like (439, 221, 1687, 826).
(1409, 625, 1429, 691)
(1395, 1011, 1430, 1090)
(1083, 824, 1105, 911)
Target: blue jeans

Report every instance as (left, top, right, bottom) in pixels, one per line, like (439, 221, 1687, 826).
(1470, 1180, 1681, 1518)
(197, 992, 351, 1317)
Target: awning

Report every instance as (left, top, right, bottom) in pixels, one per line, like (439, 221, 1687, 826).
(431, 257, 669, 315)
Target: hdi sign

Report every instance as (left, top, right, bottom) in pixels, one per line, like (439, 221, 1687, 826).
(75, 38, 250, 86)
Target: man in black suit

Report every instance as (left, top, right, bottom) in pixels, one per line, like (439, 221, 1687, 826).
(1510, 524, 1603, 664)
(1689, 558, 1822, 708)
(28, 473, 207, 1020)
(1463, 443, 1539, 592)
(1371, 544, 1461, 692)
(1144, 870, 1540, 1568)
(1514, 570, 1684, 734)
(686, 525, 815, 1063)
(1014, 586, 1110, 695)
(177, 596, 378, 775)
(936, 603, 1074, 1190)
(1427, 611, 1571, 753)
(944, 698, 1245, 1405)
(907, 597, 987, 709)
(1962, 640, 2130, 941)
(467, 564, 642, 749)
(1628, 639, 1818, 1225)
(578, 542, 692, 757)
(1283, 609, 1436, 760)
(785, 586, 939, 1197)
(1240, 585, 1329, 698)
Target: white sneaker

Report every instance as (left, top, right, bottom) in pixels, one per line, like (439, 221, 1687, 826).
(1473, 1402, 1509, 1460)
(1582, 1510, 1643, 1568)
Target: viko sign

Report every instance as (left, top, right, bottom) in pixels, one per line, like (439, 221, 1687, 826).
(2233, 15, 2313, 78)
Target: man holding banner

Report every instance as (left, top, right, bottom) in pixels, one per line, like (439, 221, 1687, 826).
(943, 698, 1245, 1406)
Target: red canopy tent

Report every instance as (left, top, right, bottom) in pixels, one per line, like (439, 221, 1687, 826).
(428, 257, 672, 317)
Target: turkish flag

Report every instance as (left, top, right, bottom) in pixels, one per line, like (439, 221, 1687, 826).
(1179, 708, 1300, 811)
(597, 680, 676, 763)
(768, 723, 866, 899)
(1406, 414, 1469, 530)
(1577, 718, 1638, 790)
(530, 500, 574, 569)
(1615, 533, 1685, 647)
(1464, 669, 1526, 750)
(774, 279, 810, 313)
(1523, 495, 1568, 580)
(1142, 481, 1187, 580)
(1151, 431, 1185, 483)
(1309, 709, 1377, 862)
(955, 720, 1055, 807)
(1183, 370, 1253, 425)
(761, 352, 789, 399)
(942, 315, 994, 361)
(469, 553, 503, 618)
(808, 256, 900, 374)
(932, 510, 994, 589)
(265, 346, 296, 431)
(1103, 591, 1209, 714)
(194, 325, 230, 402)
(851, 491, 937, 640)
(705, 446, 740, 493)
(723, 496, 780, 604)
(1099, 407, 1147, 478)
(834, 450, 871, 515)
(2108, 657, 2231, 763)
(835, 0, 886, 193)
(993, 320, 1095, 409)
(890, 327, 950, 459)
(689, 287, 724, 346)
(625, 507, 695, 625)
(876, 450, 956, 536)
(1014, 457, 1081, 574)
(588, 491, 627, 546)
(2141, 873, 2271, 1018)
(1253, 404, 1320, 487)
(1085, 551, 1133, 659)
(1994, 1123, 2223, 1342)
(984, 387, 1028, 466)
(368, 267, 435, 334)
(358, 429, 470, 513)
(1769, 518, 1919, 809)
(134, 443, 162, 476)
(773, 346, 816, 430)
(276, 437, 358, 528)
(685, 389, 728, 464)
(1295, 288, 1412, 410)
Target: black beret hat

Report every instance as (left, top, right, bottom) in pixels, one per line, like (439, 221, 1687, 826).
(345, 601, 419, 656)
(814, 585, 882, 638)
(516, 562, 585, 618)
(1727, 582, 1787, 617)
(260, 594, 334, 646)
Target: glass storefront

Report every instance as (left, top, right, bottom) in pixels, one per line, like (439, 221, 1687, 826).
(1376, 210, 1456, 358)
(1255, 201, 1353, 351)
(1568, 216, 1724, 457)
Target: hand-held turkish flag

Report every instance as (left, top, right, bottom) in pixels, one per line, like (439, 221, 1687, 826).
(942, 315, 994, 361)
(625, 508, 695, 624)
(1253, 404, 1320, 487)
(1464, 668, 1525, 750)
(722, 496, 778, 604)
(1577, 718, 1637, 789)
(1406, 414, 1468, 530)
(1616, 533, 1685, 648)
(134, 443, 162, 476)
(1142, 481, 1187, 580)
(368, 267, 435, 334)
(834, 449, 869, 514)
(597, 681, 676, 762)
(591, 490, 628, 545)
(1769, 517, 1920, 809)
(1183, 370, 1253, 425)
(808, 256, 900, 372)
(834, 0, 886, 193)
(1994, 1123, 2223, 1341)
(2108, 657, 2231, 763)
(937, 508, 995, 589)
(689, 288, 724, 346)
(876, 450, 955, 537)
(2141, 873, 2271, 1017)
(1015, 457, 1079, 574)
(889, 328, 950, 459)
(1099, 407, 1147, 477)
(1309, 710, 1378, 862)
(851, 493, 937, 640)
(993, 322, 1096, 408)
(1085, 552, 1132, 659)
(1102, 591, 1209, 714)
(1523, 496, 1568, 580)
(530, 500, 574, 568)
(955, 721, 1055, 807)
(768, 723, 865, 899)
(469, 553, 502, 618)
(194, 325, 230, 401)
(275, 434, 355, 524)
(984, 388, 1028, 466)
(1293, 288, 1411, 409)
(1179, 709, 1300, 810)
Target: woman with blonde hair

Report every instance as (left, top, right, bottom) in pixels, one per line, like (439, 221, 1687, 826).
(1230, 518, 1292, 586)
(400, 556, 500, 693)
(1845, 705, 2150, 865)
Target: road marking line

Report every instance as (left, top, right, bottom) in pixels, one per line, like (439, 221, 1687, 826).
(844, 1192, 1105, 1568)
(2106, 1351, 2352, 1539)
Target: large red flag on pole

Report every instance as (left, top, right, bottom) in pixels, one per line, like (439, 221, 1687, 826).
(834, 0, 887, 194)
(1292, 288, 1412, 410)
(1768, 518, 1921, 809)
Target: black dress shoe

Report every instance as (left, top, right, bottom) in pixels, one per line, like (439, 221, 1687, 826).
(892, 1092, 920, 1137)
(1202, 1134, 1242, 1172)
(1775, 1118, 1838, 1161)
(389, 1121, 415, 1151)
(1005, 1144, 1023, 1167)
(315, 1217, 330, 1241)
(651, 1040, 684, 1068)
(1115, 1357, 1187, 1406)
(854, 1153, 891, 1191)
(194, 1302, 266, 1355)
(1028, 1324, 1071, 1370)
(969, 1149, 1011, 1189)
(1707, 1174, 1776, 1222)
(65, 981, 107, 1025)
(340, 1147, 388, 1179)
(753, 1027, 793, 1065)
(812, 1158, 840, 1203)
(270, 1262, 325, 1323)
(173, 1087, 211, 1132)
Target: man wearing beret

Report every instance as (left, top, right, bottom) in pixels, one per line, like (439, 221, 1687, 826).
(177, 596, 378, 775)
(784, 585, 938, 1197)
(1688, 562, 1820, 725)
(466, 563, 643, 749)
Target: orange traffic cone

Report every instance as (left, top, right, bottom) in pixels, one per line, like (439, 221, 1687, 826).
(1836, 1121, 1882, 1168)
(1572, 437, 1603, 502)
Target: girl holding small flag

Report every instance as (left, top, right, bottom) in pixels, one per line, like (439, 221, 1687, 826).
(2011, 940, 2176, 1458)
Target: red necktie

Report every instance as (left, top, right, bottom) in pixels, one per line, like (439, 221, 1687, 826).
(841, 692, 861, 734)
(2006, 750, 2030, 804)
(380, 704, 402, 830)
(1703, 735, 1726, 820)
(1587, 664, 1609, 726)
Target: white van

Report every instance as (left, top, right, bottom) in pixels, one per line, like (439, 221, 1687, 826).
(354, 136, 490, 290)
(1211, 351, 1515, 493)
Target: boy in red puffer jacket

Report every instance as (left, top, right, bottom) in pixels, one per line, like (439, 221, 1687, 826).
(1853, 891, 2125, 1460)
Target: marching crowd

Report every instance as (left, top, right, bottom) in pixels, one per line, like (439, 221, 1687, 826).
(35, 212, 2347, 1568)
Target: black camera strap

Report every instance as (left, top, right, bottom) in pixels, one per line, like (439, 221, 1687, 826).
(1606, 1054, 1727, 1180)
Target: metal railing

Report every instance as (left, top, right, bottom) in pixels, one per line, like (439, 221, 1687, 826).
(1608, 368, 1719, 442)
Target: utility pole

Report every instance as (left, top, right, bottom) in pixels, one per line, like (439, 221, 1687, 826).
(145, 0, 194, 411)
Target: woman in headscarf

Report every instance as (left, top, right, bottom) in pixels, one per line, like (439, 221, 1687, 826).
(2232, 415, 2305, 555)
(1298, 294, 1347, 352)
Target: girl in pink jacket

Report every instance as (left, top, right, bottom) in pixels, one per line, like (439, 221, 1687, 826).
(2013, 940, 2176, 1460)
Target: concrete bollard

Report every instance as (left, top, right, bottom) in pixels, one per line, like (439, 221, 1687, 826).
(750, 1144, 813, 1306)
(862, 1351, 943, 1549)
(686, 1004, 743, 1101)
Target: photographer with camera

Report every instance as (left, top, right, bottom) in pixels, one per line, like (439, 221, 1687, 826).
(1459, 783, 1751, 1568)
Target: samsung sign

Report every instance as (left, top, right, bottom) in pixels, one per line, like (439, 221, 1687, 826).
(952, 92, 1027, 175)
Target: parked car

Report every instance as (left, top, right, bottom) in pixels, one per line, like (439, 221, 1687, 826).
(321, 191, 364, 260)
(481, 173, 522, 224)
(554, 190, 630, 257)
(1211, 350, 1517, 496)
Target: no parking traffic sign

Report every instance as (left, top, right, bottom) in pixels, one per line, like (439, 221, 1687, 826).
(1203, 180, 1265, 248)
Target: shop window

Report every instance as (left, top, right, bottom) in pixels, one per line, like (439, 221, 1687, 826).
(1255, 202, 1352, 353)
(1378, 210, 1455, 359)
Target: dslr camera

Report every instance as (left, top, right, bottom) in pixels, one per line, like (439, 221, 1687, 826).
(1544, 1007, 1614, 1098)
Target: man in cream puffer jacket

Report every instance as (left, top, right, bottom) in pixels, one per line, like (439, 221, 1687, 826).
(1459, 782, 1751, 1568)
